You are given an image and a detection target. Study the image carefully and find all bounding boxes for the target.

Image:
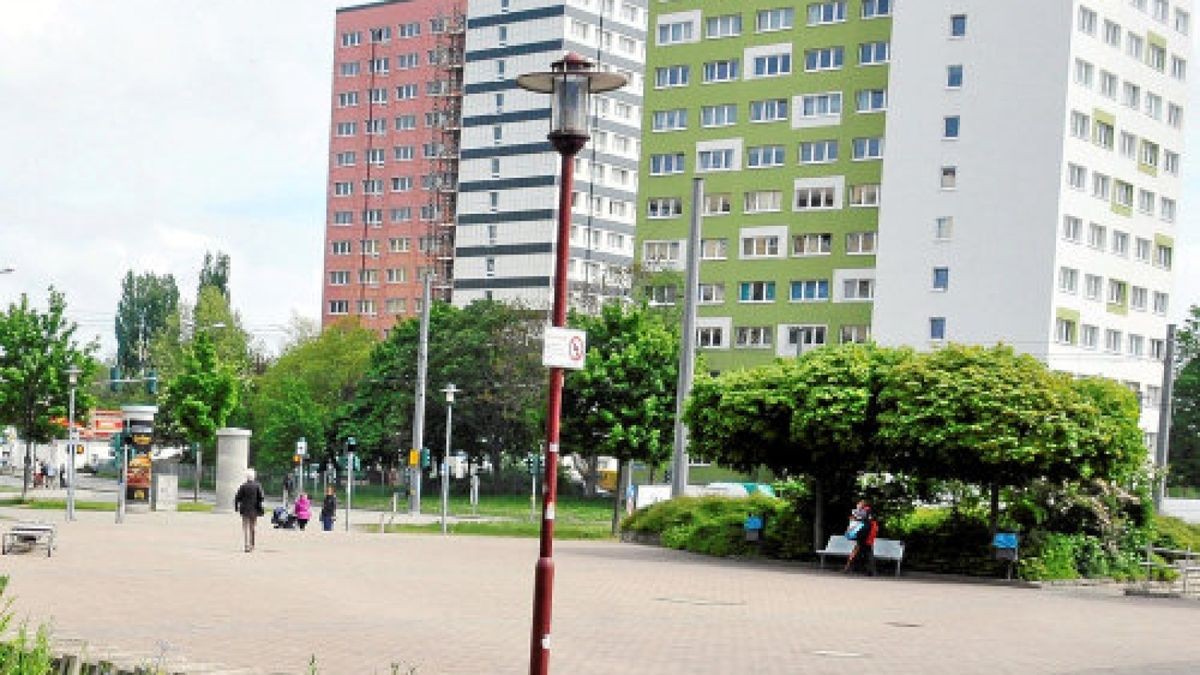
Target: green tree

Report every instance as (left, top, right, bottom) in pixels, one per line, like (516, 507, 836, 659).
(249, 320, 376, 468)
(158, 331, 239, 453)
(562, 302, 680, 532)
(114, 271, 179, 376)
(339, 301, 543, 476)
(198, 250, 231, 301)
(0, 288, 98, 498)
(1167, 306, 1200, 487)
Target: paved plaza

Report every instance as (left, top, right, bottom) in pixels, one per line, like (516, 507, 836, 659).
(1, 504, 1199, 674)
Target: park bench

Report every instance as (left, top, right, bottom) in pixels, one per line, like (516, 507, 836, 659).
(2, 521, 57, 557)
(817, 534, 905, 576)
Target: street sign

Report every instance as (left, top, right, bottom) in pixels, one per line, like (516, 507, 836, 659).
(409, 449, 420, 466)
(542, 327, 587, 370)
(296, 438, 308, 457)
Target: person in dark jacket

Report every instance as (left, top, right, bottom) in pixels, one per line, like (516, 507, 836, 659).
(234, 469, 266, 552)
(320, 485, 337, 531)
(845, 500, 878, 576)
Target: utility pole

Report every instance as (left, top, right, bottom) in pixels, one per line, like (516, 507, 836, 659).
(410, 274, 432, 514)
(1154, 323, 1177, 510)
(671, 177, 703, 498)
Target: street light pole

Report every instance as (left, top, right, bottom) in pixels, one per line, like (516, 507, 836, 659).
(66, 365, 81, 521)
(441, 384, 458, 535)
(518, 53, 626, 675)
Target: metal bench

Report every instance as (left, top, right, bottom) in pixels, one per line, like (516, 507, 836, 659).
(2, 521, 57, 557)
(817, 534, 905, 576)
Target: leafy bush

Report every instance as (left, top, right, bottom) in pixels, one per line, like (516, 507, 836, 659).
(0, 576, 54, 674)
(622, 495, 794, 558)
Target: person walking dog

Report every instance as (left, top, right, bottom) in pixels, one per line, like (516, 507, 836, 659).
(234, 469, 266, 552)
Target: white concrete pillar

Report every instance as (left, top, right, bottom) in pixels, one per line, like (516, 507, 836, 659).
(214, 428, 252, 514)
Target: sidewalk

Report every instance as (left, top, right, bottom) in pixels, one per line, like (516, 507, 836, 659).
(2, 504, 1200, 674)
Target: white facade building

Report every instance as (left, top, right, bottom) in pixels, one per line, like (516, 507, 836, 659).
(453, 0, 647, 309)
(874, 0, 1191, 440)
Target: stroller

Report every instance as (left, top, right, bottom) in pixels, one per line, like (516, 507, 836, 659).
(271, 505, 297, 529)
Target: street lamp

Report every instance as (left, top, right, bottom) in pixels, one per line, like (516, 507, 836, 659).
(517, 53, 626, 675)
(441, 384, 458, 535)
(66, 365, 81, 521)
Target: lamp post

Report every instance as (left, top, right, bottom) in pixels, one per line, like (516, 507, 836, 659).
(517, 53, 626, 675)
(66, 365, 81, 521)
(441, 384, 458, 535)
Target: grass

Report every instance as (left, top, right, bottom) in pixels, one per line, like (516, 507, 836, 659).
(376, 520, 614, 540)
(350, 492, 616, 539)
(178, 502, 214, 513)
(1167, 486, 1200, 499)
(0, 497, 116, 511)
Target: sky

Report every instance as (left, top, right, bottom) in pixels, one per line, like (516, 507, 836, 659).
(0, 1, 1198, 359)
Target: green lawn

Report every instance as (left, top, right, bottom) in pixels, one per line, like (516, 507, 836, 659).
(375, 521, 615, 540)
(0, 497, 116, 511)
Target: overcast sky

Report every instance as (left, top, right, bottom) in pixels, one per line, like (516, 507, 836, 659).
(1, 1, 1198, 359)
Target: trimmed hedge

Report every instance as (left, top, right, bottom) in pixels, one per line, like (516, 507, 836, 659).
(622, 495, 800, 558)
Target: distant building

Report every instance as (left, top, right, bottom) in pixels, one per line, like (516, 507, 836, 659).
(322, 0, 465, 332)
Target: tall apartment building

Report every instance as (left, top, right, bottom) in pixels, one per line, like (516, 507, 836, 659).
(637, 0, 1190, 438)
(453, 0, 648, 309)
(322, 0, 465, 332)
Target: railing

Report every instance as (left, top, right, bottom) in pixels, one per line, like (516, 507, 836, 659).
(1139, 543, 1200, 595)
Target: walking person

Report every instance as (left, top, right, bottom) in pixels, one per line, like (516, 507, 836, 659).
(294, 491, 312, 531)
(283, 472, 295, 508)
(320, 485, 337, 531)
(234, 469, 266, 552)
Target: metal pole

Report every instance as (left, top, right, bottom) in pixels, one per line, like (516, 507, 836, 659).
(670, 177, 703, 498)
(530, 144, 579, 675)
(1155, 323, 1177, 510)
(442, 396, 453, 535)
(411, 274, 432, 515)
(66, 378, 77, 521)
(194, 443, 200, 503)
(116, 441, 127, 524)
(345, 449, 353, 532)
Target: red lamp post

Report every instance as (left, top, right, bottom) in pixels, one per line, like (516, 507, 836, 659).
(516, 53, 626, 675)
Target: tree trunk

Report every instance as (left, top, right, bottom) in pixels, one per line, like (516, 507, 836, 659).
(611, 458, 624, 536)
(812, 478, 824, 553)
(21, 439, 32, 500)
(989, 483, 1000, 538)
(648, 465, 656, 484)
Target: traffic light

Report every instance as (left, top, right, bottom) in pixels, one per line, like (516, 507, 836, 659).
(419, 448, 431, 469)
(109, 367, 120, 393)
(145, 370, 158, 395)
(347, 436, 358, 453)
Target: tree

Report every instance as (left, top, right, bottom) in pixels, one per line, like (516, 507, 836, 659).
(338, 301, 544, 477)
(158, 331, 239, 453)
(248, 320, 376, 468)
(198, 250, 231, 301)
(1169, 305, 1200, 487)
(562, 302, 680, 532)
(0, 288, 98, 498)
(114, 271, 179, 376)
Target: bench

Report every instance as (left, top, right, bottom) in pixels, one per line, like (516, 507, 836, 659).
(817, 534, 905, 576)
(2, 521, 57, 557)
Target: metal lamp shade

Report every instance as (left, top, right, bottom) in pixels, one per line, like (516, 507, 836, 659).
(550, 74, 590, 137)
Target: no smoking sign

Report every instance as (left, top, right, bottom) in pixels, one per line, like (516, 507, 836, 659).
(542, 327, 588, 370)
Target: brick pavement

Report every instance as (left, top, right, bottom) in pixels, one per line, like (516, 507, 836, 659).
(1, 506, 1198, 674)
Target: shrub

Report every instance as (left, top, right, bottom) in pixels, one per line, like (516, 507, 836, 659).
(1152, 514, 1200, 551)
(622, 495, 791, 558)
(0, 576, 54, 674)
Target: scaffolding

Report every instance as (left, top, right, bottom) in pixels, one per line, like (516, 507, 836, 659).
(424, 7, 465, 304)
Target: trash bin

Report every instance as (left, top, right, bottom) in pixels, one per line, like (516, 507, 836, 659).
(992, 532, 1019, 579)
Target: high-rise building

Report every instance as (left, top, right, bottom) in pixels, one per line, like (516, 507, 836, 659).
(453, 0, 648, 310)
(636, 0, 1190, 438)
(322, 0, 465, 332)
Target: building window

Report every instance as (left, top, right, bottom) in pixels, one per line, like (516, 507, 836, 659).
(862, 1, 891, 18)
(704, 194, 732, 216)
(1055, 319, 1077, 345)
(1081, 325, 1099, 349)
(646, 285, 677, 306)
(650, 153, 685, 175)
(339, 61, 360, 77)
(1104, 20, 1122, 47)
(706, 14, 743, 39)
(1092, 173, 1110, 200)
(655, 65, 690, 88)
(329, 271, 350, 286)
(700, 239, 728, 260)
(750, 99, 789, 122)
(859, 41, 889, 65)
(647, 197, 683, 218)
(790, 280, 830, 302)
(329, 300, 349, 315)
(1084, 274, 1102, 301)
(657, 20, 695, 45)
(1112, 230, 1130, 256)
(1094, 121, 1114, 149)
(334, 211, 354, 225)
(800, 92, 843, 118)
(747, 145, 785, 168)
(935, 216, 954, 240)
(944, 116, 961, 138)
(1155, 244, 1173, 269)
(1078, 6, 1096, 35)
(337, 92, 359, 108)
(1161, 197, 1177, 223)
(1138, 189, 1156, 215)
(849, 184, 881, 207)
(643, 241, 682, 266)
(741, 235, 781, 258)
(698, 326, 726, 348)
(932, 267, 950, 292)
(698, 284, 726, 305)
(334, 181, 353, 197)
(855, 89, 887, 112)
(950, 14, 967, 37)
(756, 7, 794, 32)
(753, 52, 792, 77)
(1067, 163, 1087, 190)
(843, 279, 875, 301)
(1107, 279, 1128, 306)
(703, 59, 740, 83)
(807, 2, 847, 25)
(652, 109, 688, 131)
(852, 137, 883, 160)
(840, 325, 871, 343)
(1074, 58, 1095, 87)
(1070, 110, 1091, 139)
(794, 233, 833, 256)
(929, 317, 947, 341)
(698, 148, 736, 171)
(367, 148, 385, 165)
(735, 327, 773, 349)
(1087, 223, 1107, 249)
(1177, 8, 1191, 34)
(795, 185, 837, 210)
(1154, 291, 1170, 315)
(700, 104, 737, 127)
(738, 282, 776, 303)
(947, 65, 964, 88)
(805, 46, 845, 71)
(1168, 103, 1184, 128)
(940, 166, 957, 189)
(1058, 267, 1078, 293)
(330, 241, 352, 255)
(1100, 71, 1118, 98)
(801, 140, 839, 164)
(341, 32, 362, 47)
(1113, 181, 1134, 209)
(1131, 286, 1149, 311)
(736, 190, 779, 214)
(1104, 329, 1122, 353)
(846, 232, 877, 254)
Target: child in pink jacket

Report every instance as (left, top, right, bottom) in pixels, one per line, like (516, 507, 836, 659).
(294, 492, 313, 530)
